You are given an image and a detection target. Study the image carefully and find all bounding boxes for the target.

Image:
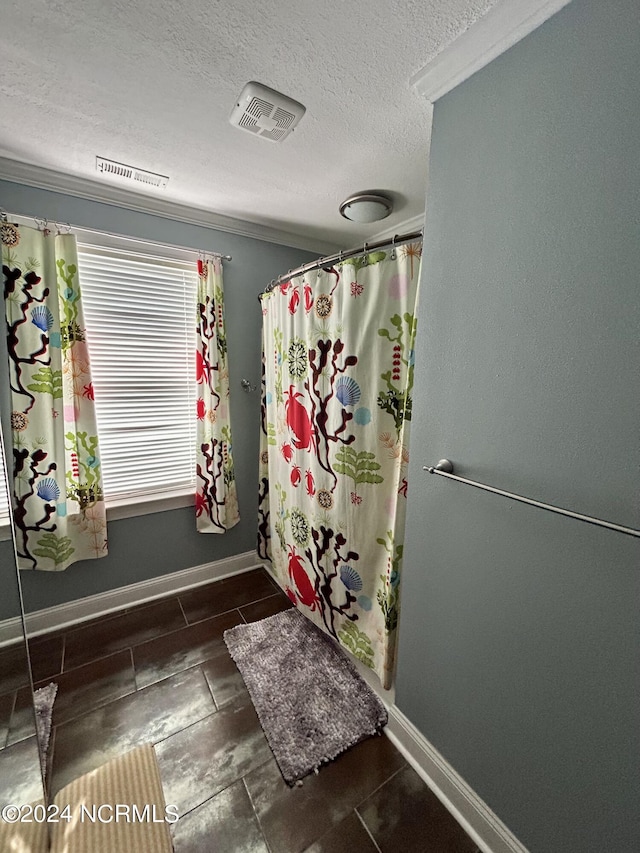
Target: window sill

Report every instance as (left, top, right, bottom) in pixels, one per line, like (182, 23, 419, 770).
(0, 492, 195, 534)
(106, 489, 195, 522)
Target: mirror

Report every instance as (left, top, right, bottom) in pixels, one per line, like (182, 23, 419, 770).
(0, 419, 48, 811)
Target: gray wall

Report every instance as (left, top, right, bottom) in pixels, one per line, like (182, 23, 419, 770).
(395, 1, 640, 851)
(0, 181, 316, 615)
(0, 272, 22, 620)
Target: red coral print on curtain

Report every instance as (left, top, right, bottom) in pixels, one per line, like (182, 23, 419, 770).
(257, 242, 422, 687)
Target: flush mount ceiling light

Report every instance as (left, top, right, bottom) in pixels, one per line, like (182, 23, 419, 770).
(339, 192, 393, 223)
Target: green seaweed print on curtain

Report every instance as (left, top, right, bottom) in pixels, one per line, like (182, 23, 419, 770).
(2, 222, 107, 571)
(258, 241, 422, 688)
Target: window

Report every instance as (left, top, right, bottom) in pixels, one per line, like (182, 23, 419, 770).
(0, 442, 11, 539)
(78, 242, 199, 515)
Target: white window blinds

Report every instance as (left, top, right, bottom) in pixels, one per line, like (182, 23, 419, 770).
(0, 453, 10, 529)
(78, 244, 198, 503)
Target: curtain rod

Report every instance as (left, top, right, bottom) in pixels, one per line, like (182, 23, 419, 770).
(0, 209, 232, 261)
(260, 228, 423, 296)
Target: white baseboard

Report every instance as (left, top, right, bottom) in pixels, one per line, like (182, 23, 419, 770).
(0, 616, 26, 648)
(0, 550, 262, 646)
(325, 626, 525, 852)
(385, 706, 529, 853)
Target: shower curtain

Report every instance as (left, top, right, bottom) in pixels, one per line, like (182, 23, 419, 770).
(258, 241, 422, 687)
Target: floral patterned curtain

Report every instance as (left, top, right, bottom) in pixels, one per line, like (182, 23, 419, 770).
(2, 221, 107, 571)
(195, 257, 239, 532)
(258, 241, 422, 688)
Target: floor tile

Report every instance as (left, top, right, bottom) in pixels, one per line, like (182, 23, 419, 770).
(245, 734, 405, 853)
(0, 691, 16, 749)
(133, 610, 243, 690)
(50, 667, 215, 796)
(302, 812, 380, 853)
(0, 641, 31, 695)
(240, 591, 293, 623)
(171, 779, 269, 853)
(200, 643, 247, 709)
(27, 634, 64, 682)
(357, 764, 478, 853)
(179, 569, 279, 624)
(0, 735, 45, 806)
(41, 649, 135, 726)
(64, 597, 186, 669)
(156, 691, 272, 817)
(6, 685, 38, 747)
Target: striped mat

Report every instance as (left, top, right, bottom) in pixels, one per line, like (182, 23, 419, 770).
(50, 744, 173, 852)
(0, 805, 48, 852)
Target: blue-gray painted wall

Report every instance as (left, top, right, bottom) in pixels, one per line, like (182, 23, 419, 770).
(0, 251, 23, 620)
(395, 1, 640, 850)
(0, 181, 317, 615)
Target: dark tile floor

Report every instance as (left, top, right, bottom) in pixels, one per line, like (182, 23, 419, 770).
(0, 567, 480, 852)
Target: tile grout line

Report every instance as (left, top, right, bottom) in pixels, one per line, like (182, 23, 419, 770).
(241, 769, 277, 853)
(184, 592, 286, 628)
(62, 607, 235, 673)
(129, 646, 139, 692)
(153, 705, 219, 749)
(353, 762, 407, 812)
(355, 808, 383, 852)
(1, 690, 19, 750)
(176, 596, 188, 626)
(46, 723, 57, 802)
(199, 661, 220, 711)
(173, 775, 250, 824)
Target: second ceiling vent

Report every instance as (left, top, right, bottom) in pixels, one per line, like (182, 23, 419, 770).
(230, 82, 306, 142)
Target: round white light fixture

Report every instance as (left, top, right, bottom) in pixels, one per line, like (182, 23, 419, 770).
(339, 192, 393, 223)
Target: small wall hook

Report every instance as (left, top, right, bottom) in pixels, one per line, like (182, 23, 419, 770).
(240, 378, 257, 393)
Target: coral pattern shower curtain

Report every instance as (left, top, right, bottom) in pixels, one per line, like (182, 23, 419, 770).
(2, 222, 107, 570)
(258, 242, 422, 687)
(195, 257, 239, 532)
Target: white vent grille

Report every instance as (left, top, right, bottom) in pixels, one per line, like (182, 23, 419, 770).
(230, 82, 305, 142)
(96, 157, 169, 189)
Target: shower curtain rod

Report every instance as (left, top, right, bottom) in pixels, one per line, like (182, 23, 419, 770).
(0, 209, 232, 261)
(261, 228, 423, 296)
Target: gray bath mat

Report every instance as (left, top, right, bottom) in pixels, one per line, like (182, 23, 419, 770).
(34, 682, 57, 774)
(223, 608, 388, 785)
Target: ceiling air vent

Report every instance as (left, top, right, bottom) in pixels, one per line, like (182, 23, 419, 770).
(96, 157, 169, 189)
(230, 82, 305, 142)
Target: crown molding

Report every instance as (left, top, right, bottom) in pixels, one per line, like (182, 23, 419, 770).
(0, 157, 338, 255)
(411, 0, 573, 103)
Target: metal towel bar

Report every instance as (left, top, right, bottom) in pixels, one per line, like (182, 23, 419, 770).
(423, 459, 640, 539)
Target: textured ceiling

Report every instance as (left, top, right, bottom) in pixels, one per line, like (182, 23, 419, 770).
(0, 0, 499, 248)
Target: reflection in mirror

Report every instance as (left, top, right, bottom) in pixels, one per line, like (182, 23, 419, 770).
(0, 421, 48, 812)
